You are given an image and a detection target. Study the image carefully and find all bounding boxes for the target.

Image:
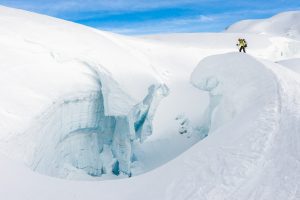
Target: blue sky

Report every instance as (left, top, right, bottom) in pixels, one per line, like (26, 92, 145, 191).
(0, 0, 299, 35)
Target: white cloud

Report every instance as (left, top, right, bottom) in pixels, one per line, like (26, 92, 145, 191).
(2, 0, 299, 35)
(198, 15, 215, 22)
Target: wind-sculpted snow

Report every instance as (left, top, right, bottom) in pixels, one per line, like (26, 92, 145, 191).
(2, 52, 300, 200)
(226, 11, 300, 40)
(184, 52, 300, 200)
(191, 52, 277, 134)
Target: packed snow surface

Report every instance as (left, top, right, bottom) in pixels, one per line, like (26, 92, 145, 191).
(1, 5, 300, 200)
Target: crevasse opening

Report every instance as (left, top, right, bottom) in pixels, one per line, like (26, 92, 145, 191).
(26, 72, 168, 180)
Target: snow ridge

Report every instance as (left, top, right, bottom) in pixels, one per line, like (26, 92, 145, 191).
(226, 11, 300, 40)
(184, 52, 300, 200)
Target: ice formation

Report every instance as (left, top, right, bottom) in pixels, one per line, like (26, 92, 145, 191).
(25, 68, 168, 178)
(191, 53, 277, 135)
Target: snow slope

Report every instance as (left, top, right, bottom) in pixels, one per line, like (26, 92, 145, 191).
(1, 5, 300, 200)
(226, 11, 300, 40)
(277, 58, 300, 73)
(2, 52, 300, 200)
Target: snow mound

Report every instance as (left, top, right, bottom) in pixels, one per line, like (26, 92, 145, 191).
(191, 52, 276, 134)
(176, 52, 300, 200)
(226, 11, 300, 40)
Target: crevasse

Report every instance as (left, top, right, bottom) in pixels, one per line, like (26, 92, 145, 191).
(26, 68, 168, 180)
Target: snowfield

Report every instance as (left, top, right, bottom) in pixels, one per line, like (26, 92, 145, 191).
(0, 5, 300, 200)
(226, 11, 300, 40)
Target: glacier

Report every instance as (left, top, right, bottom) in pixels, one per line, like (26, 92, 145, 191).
(1, 5, 300, 200)
(25, 66, 168, 179)
(0, 6, 171, 180)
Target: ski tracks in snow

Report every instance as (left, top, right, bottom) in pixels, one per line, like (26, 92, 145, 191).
(230, 60, 300, 200)
(256, 62, 300, 200)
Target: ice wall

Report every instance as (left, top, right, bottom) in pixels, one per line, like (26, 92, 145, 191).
(23, 72, 168, 179)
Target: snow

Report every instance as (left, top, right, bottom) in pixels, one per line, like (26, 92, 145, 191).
(191, 53, 276, 134)
(0, 5, 168, 179)
(1, 5, 300, 200)
(226, 11, 300, 40)
(277, 58, 300, 73)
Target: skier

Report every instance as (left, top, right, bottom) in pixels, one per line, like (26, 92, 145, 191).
(237, 38, 247, 53)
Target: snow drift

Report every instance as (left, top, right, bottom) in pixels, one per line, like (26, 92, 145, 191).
(166, 52, 300, 200)
(191, 53, 277, 135)
(226, 11, 300, 40)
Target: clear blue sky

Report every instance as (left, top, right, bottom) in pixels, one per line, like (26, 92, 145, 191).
(0, 0, 299, 35)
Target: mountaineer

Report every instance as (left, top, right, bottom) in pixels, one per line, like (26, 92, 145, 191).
(237, 38, 247, 53)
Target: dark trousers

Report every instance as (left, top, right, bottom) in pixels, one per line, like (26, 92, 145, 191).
(239, 46, 246, 53)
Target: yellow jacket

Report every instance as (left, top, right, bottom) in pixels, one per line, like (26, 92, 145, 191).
(238, 39, 247, 47)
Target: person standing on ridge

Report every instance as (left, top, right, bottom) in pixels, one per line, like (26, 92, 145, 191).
(237, 38, 247, 53)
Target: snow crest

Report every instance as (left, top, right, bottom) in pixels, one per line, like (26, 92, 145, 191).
(226, 11, 300, 40)
(182, 52, 300, 200)
(191, 52, 277, 134)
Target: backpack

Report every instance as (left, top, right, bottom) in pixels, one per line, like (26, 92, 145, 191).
(243, 39, 247, 47)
